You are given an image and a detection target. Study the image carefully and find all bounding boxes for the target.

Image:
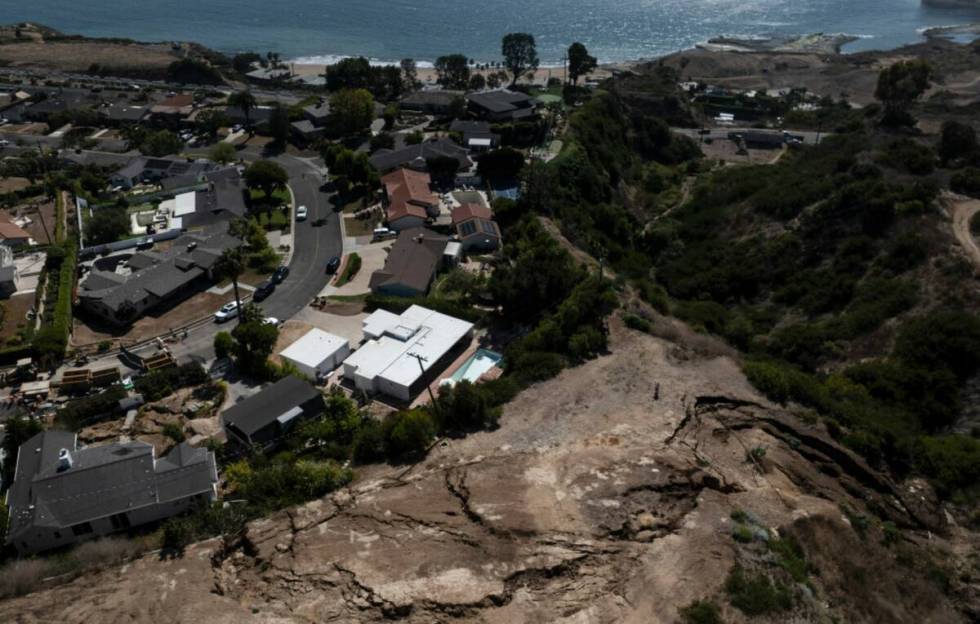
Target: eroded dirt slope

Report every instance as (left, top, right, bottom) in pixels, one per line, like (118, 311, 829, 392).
(2, 318, 976, 623)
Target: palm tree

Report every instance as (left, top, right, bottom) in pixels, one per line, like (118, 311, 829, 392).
(215, 247, 245, 324)
(227, 90, 257, 130)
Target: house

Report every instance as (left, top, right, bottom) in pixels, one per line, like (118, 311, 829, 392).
(302, 101, 331, 127)
(99, 103, 148, 125)
(449, 120, 499, 152)
(0, 246, 18, 298)
(245, 67, 292, 84)
(400, 90, 463, 116)
(223, 105, 274, 130)
(221, 376, 324, 451)
(381, 168, 439, 231)
(78, 229, 240, 326)
(452, 203, 502, 252)
(279, 328, 351, 379)
(160, 167, 247, 230)
(369, 138, 472, 175)
(110, 157, 215, 189)
(467, 90, 537, 122)
(290, 120, 324, 143)
(342, 305, 474, 401)
(148, 93, 195, 126)
(4, 431, 218, 555)
(0, 219, 33, 249)
(369, 227, 448, 297)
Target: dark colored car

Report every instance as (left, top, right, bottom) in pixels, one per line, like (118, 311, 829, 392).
(272, 266, 289, 283)
(326, 256, 341, 274)
(253, 280, 275, 301)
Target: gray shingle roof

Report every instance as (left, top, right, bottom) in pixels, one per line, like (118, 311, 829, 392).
(6, 432, 216, 543)
(369, 227, 448, 294)
(369, 138, 471, 173)
(221, 375, 322, 437)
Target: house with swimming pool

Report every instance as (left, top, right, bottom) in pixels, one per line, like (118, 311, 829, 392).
(342, 305, 474, 402)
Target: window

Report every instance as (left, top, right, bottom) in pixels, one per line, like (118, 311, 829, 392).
(109, 513, 131, 531)
(71, 522, 93, 536)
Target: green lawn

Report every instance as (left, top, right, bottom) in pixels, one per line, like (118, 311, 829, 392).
(249, 188, 291, 210)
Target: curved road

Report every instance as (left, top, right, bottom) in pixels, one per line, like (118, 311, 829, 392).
(165, 150, 342, 362)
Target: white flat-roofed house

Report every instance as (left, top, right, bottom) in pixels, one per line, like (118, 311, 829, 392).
(342, 305, 474, 401)
(279, 328, 351, 379)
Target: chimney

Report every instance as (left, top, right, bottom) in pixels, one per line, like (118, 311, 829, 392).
(57, 448, 73, 472)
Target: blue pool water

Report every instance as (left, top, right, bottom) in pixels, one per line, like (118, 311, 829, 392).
(449, 349, 504, 384)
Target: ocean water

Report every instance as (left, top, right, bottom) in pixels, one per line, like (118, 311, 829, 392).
(8, 1, 980, 64)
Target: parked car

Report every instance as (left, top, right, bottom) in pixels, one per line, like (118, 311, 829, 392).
(272, 266, 289, 283)
(213, 301, 240, 322)
(296, 205, 308, 221)
(0, 139, 10, 147)
(372, 227, 396, 241)
(253, 280, 275, 301)
(262, 317, 281, 327)
(326, 256, 341, 274)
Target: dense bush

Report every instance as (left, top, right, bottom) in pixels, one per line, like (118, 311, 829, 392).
(951, 167, 980, 197)
(725, 567, 793, 615)
(225, 456, 353, 511)
(381, 409, 437, 459)
(134, 362, 208, 401)
(56, 385, 127, 430)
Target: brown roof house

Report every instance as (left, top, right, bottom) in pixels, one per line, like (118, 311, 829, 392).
(369, 227, 448, 297)
(452, 203, 502, 252)
(0, 219, 33, 249)
(381, 169, 440, 231)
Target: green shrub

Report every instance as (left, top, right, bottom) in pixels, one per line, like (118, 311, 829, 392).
(134, 362, 207, 401)
(382, 409, 436, 459)
(725, 567, 793, 615)
(162, 423, 185, 443)
(335, 252, 362, 287)
(214, 331, 234, 360)
(624, 313, 652, 333)
(679, 600, 722, 624)
(951, 167, 980, 197)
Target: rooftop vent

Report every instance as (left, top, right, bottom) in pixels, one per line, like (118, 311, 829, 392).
(56, 448, 73, 472)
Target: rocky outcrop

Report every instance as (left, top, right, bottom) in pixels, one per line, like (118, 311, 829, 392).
(1, 319, 975, 623)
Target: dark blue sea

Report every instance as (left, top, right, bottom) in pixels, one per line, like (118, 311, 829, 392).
(8, 1, 980, 65)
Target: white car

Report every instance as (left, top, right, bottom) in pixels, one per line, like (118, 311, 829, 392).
(213, 301, 240, 323)
(296, 205, 308, 221)
(0, 139, 9, 148)
(261, 316, 281, 327)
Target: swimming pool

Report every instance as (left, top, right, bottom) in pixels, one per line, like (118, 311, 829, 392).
(448, 349, 503, 384)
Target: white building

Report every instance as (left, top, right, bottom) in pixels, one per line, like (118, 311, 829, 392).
(342, 305, 474, 401)
(279, 328, 351, 378)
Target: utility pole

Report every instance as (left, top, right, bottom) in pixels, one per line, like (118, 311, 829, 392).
(408, 352, 438, 407)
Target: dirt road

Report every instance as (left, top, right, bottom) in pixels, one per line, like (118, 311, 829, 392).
(948, 193, 980, 271)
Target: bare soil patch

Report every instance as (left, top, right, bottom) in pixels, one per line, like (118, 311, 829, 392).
(0, 41, 179, 74)
(0, 177, 30, 193)
(0, 293, 34, 345)
(72, 290, 233, 348)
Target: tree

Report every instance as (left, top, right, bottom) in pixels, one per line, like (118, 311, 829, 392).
(209, 142, 238, 165)
(2, 414, 42, 484)
(87, 205, 131, 244)
(214, 331, 234, 359)
(227, 90, 257, 127)
(329, 88, 375, 136)
(426, 155, 461, 184)
(468, 73, 486, 91)
(244, 160, 288, 197)
(370, 132, 395, 152)
(567, 42, 597, 85)
(434, 54, 470, 90)
(325, 56, 373, 91)
(448, 96, 467, 120)
(382, 409, 436, 458)
(196, 109, 231, 138)
(140, 130, 182, 157)
(435, 380, 499, 432)
(487, 72, 501, 89)
(875, 60, 933, 126)
(477, 147, 526, 179)
(232, 52, 262, 74)
(939, 120, 977, 165)
(400, 58, 420, 91)
(215, 247, 245, 323)
(405, 129, 424, 145)
(268, 103, 290, 147)
(501, 33, 539, 87)
(231, 316, 279, 375)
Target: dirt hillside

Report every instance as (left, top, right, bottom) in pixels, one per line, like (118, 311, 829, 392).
(1, 317, 976, 623)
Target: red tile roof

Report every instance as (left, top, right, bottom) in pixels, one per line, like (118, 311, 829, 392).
(451, 202, 492, 225)
(0, 220, 31, 240)
(382, 168, 438, 223)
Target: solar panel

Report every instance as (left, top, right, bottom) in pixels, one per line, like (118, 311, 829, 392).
(169, 162, 191, 175)
(459, 221, 476, 236)
(479, 220, 497, 235)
